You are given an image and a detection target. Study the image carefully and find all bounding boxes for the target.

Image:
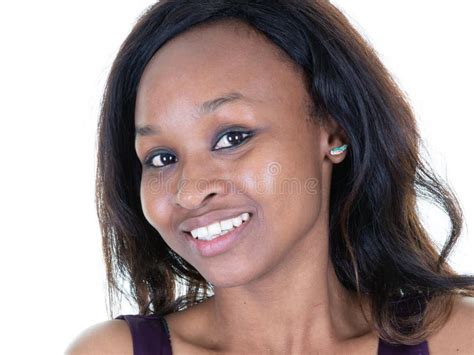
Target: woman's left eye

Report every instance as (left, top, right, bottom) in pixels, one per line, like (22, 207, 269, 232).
(213, 131, 253, 151)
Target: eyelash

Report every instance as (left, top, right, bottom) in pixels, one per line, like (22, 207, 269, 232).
(143, 129, 254, 169)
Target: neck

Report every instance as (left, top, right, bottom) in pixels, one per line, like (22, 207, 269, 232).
(201, 223, 374, 353)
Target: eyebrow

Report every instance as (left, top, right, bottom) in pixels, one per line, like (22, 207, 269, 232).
(135, 91, 253, 137)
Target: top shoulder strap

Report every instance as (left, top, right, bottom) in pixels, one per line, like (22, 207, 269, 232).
(378, 338, 429, 355)
(115, 314, 172, 355)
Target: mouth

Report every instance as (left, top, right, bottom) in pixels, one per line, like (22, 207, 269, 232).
(183, 212, 253, 257)
(181, 212, 253, 241)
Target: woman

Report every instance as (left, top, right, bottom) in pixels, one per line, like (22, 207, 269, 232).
(66, 0, 474, 354)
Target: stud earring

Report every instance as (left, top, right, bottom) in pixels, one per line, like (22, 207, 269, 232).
(329, 144, 348, 156)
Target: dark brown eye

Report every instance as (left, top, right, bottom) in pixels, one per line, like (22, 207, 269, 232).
(145, 152, 177, 168)
(214, 131, 251, 150)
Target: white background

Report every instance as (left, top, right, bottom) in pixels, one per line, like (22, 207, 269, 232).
(0, 1, 472, 354)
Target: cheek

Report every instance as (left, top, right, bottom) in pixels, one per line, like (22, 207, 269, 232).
(242, 142, 323, 239)
(241, 141, 321, 205)
(139, 173, 172, 233)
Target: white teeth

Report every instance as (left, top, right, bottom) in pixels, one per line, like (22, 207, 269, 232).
(232, 216, 242, 227)
(193, 227, 211, 240)
(207, 222, 222, 236)
(220, 219, 234, 231)
(190, 212, 251, 240)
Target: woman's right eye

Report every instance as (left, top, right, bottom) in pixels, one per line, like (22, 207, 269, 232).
(144, 152, 177, 168)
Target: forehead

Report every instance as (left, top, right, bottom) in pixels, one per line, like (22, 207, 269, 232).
(135, 20, 309, 123)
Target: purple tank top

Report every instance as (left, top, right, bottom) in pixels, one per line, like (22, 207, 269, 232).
(116, 314, 430, 354)
(116, 314, 172, 355)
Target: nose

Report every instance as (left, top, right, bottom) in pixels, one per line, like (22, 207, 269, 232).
(173, 157, 228, 210)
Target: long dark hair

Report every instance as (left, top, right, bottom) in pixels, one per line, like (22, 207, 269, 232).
(96, 0, 474, 345)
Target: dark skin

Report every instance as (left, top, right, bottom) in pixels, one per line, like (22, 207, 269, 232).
(134, 20, 372, 354)
(65, 20, 474, 355)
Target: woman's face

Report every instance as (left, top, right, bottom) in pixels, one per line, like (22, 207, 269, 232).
(134, 21, 341, 287)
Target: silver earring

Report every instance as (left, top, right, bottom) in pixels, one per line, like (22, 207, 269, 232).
(329, 144, 348, 156)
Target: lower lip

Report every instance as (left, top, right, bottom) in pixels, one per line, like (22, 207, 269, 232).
(185, 216, 252, 257)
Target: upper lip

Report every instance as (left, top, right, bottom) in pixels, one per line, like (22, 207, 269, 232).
(179, 209, 253, 233)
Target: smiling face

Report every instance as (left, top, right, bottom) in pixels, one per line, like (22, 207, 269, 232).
(134, 20, 343, 288)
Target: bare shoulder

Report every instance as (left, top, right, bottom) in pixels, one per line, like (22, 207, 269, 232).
(64, 319, 132, 355)
(428, 295, 474, 355)
(163, 299, 223, 354)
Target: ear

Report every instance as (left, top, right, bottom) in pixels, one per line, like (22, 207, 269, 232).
(321, 117, 348, 163)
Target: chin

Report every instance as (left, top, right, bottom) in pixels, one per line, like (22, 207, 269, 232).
(199, 264, 258, 290)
